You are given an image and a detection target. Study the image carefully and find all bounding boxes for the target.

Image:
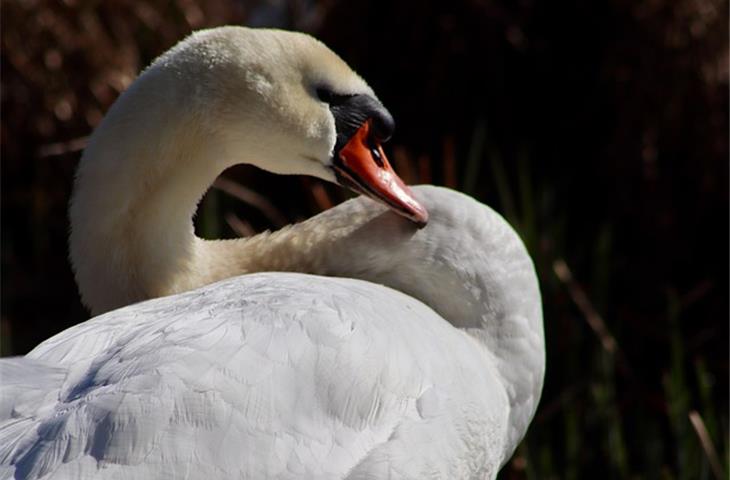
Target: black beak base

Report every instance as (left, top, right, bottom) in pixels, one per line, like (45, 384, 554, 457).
(329, 94, 395, 156)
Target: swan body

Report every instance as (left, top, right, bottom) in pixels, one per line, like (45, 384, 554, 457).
(0, 26, 544, 479)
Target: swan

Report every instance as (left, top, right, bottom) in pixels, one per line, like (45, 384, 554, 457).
(0, 27, 544, 479)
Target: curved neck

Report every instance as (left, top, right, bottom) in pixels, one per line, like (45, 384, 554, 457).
(69, 88, 223, 314)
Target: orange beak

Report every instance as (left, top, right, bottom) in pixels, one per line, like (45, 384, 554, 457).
(332, 120, 429, 227)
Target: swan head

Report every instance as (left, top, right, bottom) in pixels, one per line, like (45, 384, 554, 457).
(150, 26, 428, 225)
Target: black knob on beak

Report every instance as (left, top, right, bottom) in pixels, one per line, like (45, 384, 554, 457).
(329, 94, 395, 154)
(370, 105, 394, 143)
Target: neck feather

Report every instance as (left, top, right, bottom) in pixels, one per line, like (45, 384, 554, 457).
(69, 87, 219, 314)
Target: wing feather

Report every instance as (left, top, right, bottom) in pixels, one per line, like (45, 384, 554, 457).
(1, 273, 508, 479)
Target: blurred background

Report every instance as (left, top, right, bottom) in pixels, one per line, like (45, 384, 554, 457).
(1, 0, 728, 478)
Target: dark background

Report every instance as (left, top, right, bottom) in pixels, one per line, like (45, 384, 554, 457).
(2, 0, 728, 478)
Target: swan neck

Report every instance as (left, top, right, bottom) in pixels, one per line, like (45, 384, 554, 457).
(69, 105, 224, 314)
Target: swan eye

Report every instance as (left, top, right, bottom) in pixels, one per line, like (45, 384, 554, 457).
(316, 87, 353, 105)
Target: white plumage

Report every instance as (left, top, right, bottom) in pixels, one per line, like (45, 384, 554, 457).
(0, 26, 544, 480)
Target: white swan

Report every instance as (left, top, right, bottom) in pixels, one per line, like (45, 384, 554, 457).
(0, 27, 544, 479)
